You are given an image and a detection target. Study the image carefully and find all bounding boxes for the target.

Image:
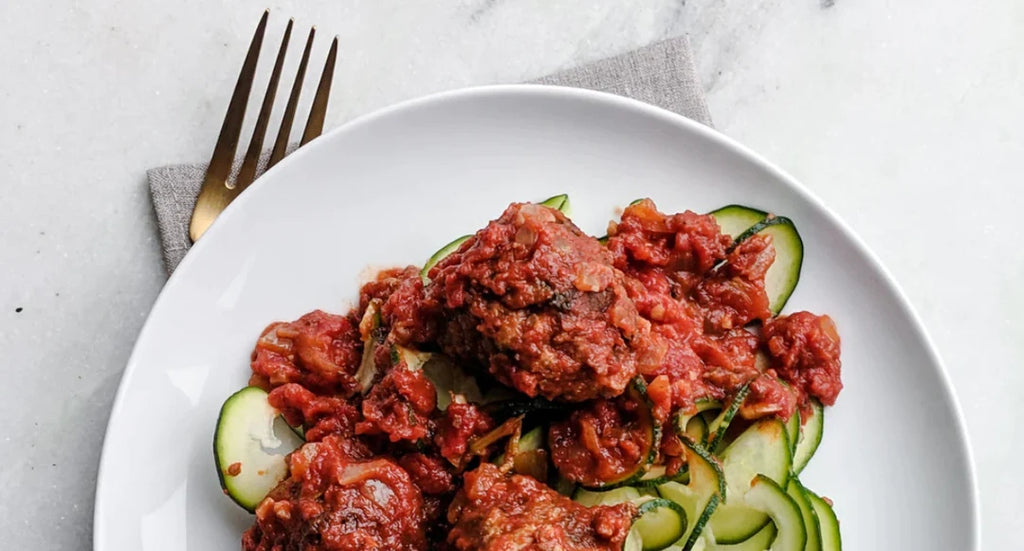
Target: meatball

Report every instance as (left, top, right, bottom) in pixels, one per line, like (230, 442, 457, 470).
(447, 463, 637, 551)
(548, 388, 664, 487)
(356, 366, 437, 443)
(606, 198, 732, 282)
(606, 200, 770, 409)
(763, 312, 843, 407)
(429, 202, 648, 402)
(250, 310, 363, 396)
(267, 383, 365, 444)
(242, 436, 430, 551)
(398, 452, 457, 496)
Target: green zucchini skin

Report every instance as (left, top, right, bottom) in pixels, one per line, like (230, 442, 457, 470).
(784, 409, 801, 458)
(706, 522, 778, 550)
(708, 205, 804, 315)
(805, 489, 842, 551)
(684, 416, 709, 448)
(633, 498, 689, 551)
(538, 193, 572, 215)
(213, 386, 304, 512)
(744, 475, 807, 551)
(674, 399, 723, 441)
(420, 234, 472, 283)
(655, 435, 726, 551)
(630, 465, 691, 488)
(754, 217, 803, 316)
(572, 485, 643, 507)
(706, 384, 751, 453)
(573, 489, 686, 551)
(787, 477, 823, 551)
(709, 418, 792, 544)
(492, 425, 546, 467)
(792, 400, 824, 474)
(709, 205, 768, 240)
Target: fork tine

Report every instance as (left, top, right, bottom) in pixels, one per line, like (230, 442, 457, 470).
(268, 27, 315, 169)
(236, 18, 293, 191)
(189, 10, 269, 243)
(300, 36, 337, 145)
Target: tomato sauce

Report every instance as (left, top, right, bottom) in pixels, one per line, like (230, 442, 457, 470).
(549, 395, 654, 487)
(763, 311, 843, 408)
(250, 310, 363, 396)
(243, 436, 429, 551)
(356, 366, 437, 443)
(426, 203, 647, 402)
(447, 463, 636, 551)
(435, 402, 496, 466)
(239, 199, 842, 550)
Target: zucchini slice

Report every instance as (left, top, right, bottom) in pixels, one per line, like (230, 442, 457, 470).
(632, 498, 689, 551)
(213, 386, 305, 512)
(804, 490, 842, 551)
(573, 483, 689, 549)
(754, 217, 803, 316)
(708, 205, 804, 315)
(744, 475, 806, 551)
(632, 464, 690, 488)
(518, 425, 545, 452)
(539, 193, 572, 216)
(674, 399, 722, 439)
(554, 474, 578, 497)
(494, 424, 550, 481)
(419, 354, 484, 410)
(420, 234, 472, 283)
(685, 416, 710, 444)
(787, 478, 822, 551)
(573, 485, 642, 507)
(784, 410, 801, 458)
(391, 344, 432, 371)
(706, 522, 778, 550)
(709, 205, 768, 240)
(393, 345, 489, 412)
(656, 437, 726, 550)
(792, 400, 824, 474)
(708, 419, 792, 544)
(706, 384, 751, 452)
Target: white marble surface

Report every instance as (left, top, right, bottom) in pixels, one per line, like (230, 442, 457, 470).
(0, 0, 1019, 548)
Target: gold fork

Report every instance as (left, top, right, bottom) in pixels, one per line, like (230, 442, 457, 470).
(189, 10, 338, 242)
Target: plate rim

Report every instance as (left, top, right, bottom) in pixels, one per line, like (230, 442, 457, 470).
(94, 83, 980, 550)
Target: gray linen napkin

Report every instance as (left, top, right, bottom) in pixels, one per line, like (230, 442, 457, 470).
(148, 36, 711, 273)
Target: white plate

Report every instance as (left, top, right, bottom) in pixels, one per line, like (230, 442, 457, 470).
(94, 85, 978, 550)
